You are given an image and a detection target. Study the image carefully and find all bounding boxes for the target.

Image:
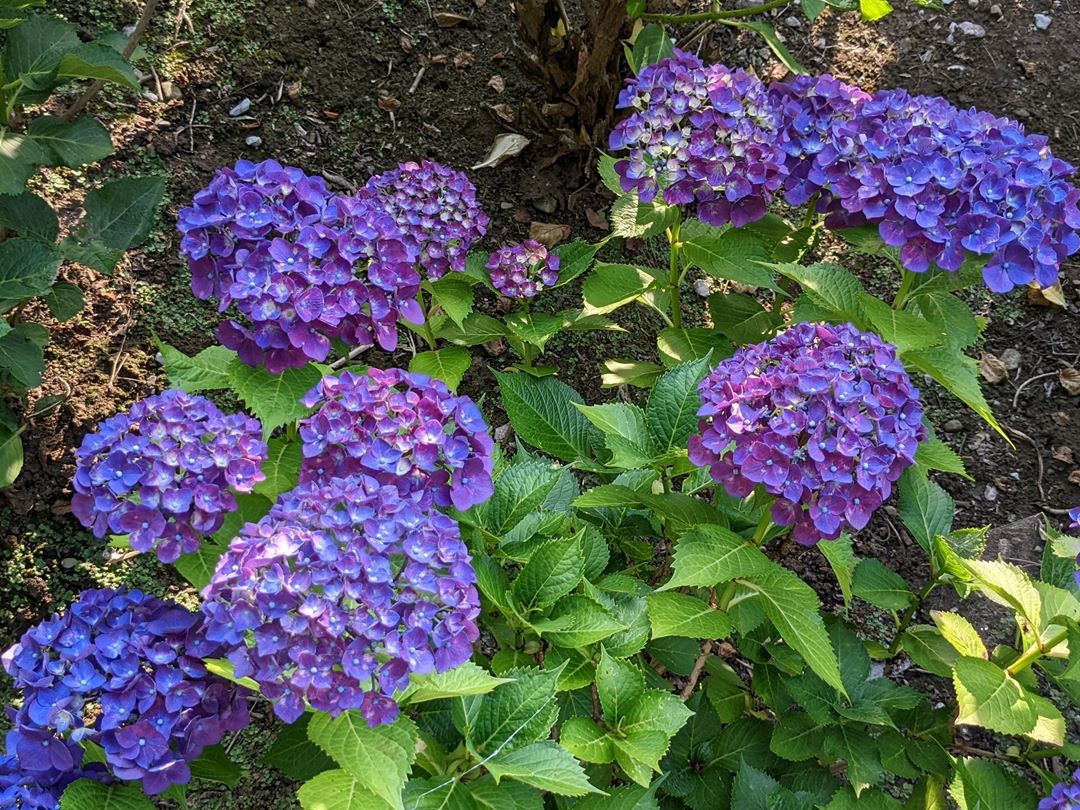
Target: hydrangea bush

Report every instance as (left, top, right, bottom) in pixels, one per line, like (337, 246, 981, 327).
(6, 31, 1080, 810)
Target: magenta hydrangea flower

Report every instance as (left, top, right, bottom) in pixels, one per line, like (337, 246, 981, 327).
(608, 50, 787, 227)
(71, 390, 267, 563)
(177, 159, 425, 373)
(486, 240, 560, 299)
(1040, 769, 1080, 810)
(298, 368, 494, 511)
(688, 322, 926, 544)
(356, 160, 489, 280)
(200, 477, 481, 727)
(1, 589, 250, 796)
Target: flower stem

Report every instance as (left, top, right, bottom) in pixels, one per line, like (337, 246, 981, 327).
(888, 575, 941, 656)
(642, 0, 792, 23)
(419, 291, 438, 351)
(668, 218, 683, 329)
(892, 269, 917, 310)
(750, 509, 773, 545)
(1006, 626, 1069, 677)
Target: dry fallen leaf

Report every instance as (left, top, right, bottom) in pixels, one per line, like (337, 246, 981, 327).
(585, 207, 609, 231)
(511, 207, 531, 224)
(428, 53, 449, 65)
(488, 103, 515, 124)
(453, 51, 475, 69)
(377, 95, 401, 113)
(1051, 410, 1072, 427)
(979, 352, 1008, 383)
(421, 123, 442, 136)
(1061, 366, 1080, 395)
(399, 35, 414, 53)
(1028, 281, 1066, 307)
(474, 0, 487, 6)
(433, 11, 469, 27)
(529, 221, 571, 248)
(1070, 469, 1080, 488)
(286, 80, 303, 101)
(471, 133, 530, 169)
(483, 339, 506, 357)
(487, 74, 506, 93)
(1052, 446, 1074, 464)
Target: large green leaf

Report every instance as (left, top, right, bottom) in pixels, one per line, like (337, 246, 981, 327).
(469, 666, 561, 756)
(575, 402, 654, 469)
(656, 327, 730, 369)
(0, 236, 60, 298)
(818, 533, 856, 609)
(708, 292, 780, 345)
(531, 595, 626, 646)
(409, 346, 471, 391)
(475, 458, 575, 535)
(852, 559, 913, 611)
(263, 714, 335, 781)
(427, 276, 473, 327)
(486, 741, 601, 796)
(436, 311, 508, 346)
(4, 14, 79, 97)
(0, 426, 24, 487)
(228, 358, 320, 435)
(0, 190, 58, 241)
(629, 22, 674, 72)
(83, 175, 166, 250)
(645, 355, 709, 455)
(897, 468, 954, 551)
(60, 779, 154, 810)
(399, 662, 512, 704)
(158, 342, 237, 392)
(253, 437, 302, 500)
(646, 591, 732, 640)
(680, 224, 779, 291)
(551, 240, 599, 287)
(0, 131, 47, 194)
(903, 347, 1004, 438)
(771, 262, 866, 327)
(582, 262, 657, 315)
(661, 525, 770, 590)
(41, 281, 84, 321)
(908, 292, 983, 350)
(494, 371, 594, 462)
(858, 294, 943, 352)
(512, 531, 585, 611)
(307, 713, 417, 810)
(952, 657, 1037, 737)
(57, 41, 140, 88)
(0, 325, 45, 388)
(297, 769, 386, 810)
(27, 115, 113, 167)
(173, 541, 228, 590)
(948, 758, 1038, 810)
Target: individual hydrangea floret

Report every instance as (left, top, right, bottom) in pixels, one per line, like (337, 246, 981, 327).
(688, 322, 926, 544)
(356, 160, 489, 280)
(177, 159, 425, 373)
(486, 240, 560, 299)
(298, 368, 494, 511)
(71, 390, 267, 563)
(1, 589, 250, 795)
(608, 50, 787, 227)
(201, 477, 481, 727)
(1039, 768, 1080, 810)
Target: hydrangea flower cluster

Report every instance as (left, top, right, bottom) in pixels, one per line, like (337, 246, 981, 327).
(1, 589, 250, 796)
(357, 160, 489, 280)
(688, 322, 926, 544)
(177, 159, 425, 373)
(0, 748, 105, 809)
(486, 240, 561, 299)
(1068, 506, 1080, 587)
(608, 49, 787, 227)
(298, 368, 494, 511)
(71, 390, 267, 563)
(1039, 769, 1080, 810)
(200, 477, 480, 727)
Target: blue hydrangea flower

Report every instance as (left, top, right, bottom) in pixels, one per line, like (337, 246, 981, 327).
(1040, 768, 1080, 810)
(486, 240, 560, 299)
(609, 50, 787, 227)
(201, 477, 481, 727)
(1, 589, 250, 796)
(0, 747, 106, 809)
(298, 368, 494, 511)
(356, 160, 488, 281)
(178, 159, 425, 373)
(688, 322, 926, 544)
(71, 390, 267, 563)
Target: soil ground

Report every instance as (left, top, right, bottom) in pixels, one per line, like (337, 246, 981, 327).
(2, 0, 1078, 806)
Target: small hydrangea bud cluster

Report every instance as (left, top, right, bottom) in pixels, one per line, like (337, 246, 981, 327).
(357, 161, 489, 280)
(298, 368, 494, 511)
(486, 240, 561, 299)
(608, 49, 787, 227)
(71, 390, 267, 563)
(1, 589, 250, 796)
(688, 322, 926, 544)
(201, 477, 480, 727)
(1040, 769, 1080, 810)
(177, 159, 425, 373)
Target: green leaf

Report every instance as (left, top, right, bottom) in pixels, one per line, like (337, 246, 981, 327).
(859, 0, 893, 20)
(0, 190, 58, 241)
(57, 41, 139, 88)
(740, 563, 847, 695)
(504, 310, 564, 351)
(630, 23, 674, 72)
(83, 175, 166, 250)
(253, 437, 302, 500)
(575, 402, 654, 469)
(574, 783, 663, 809)
(494, 371, 594, 462)
(662, 525, 770, 590)
(949, 758, 1038, 810)
(400, 662, 512, 704)
(597, 648, 645, 724)
(60, 779, 154, 810)
(532, 595, 627, 646)
(646, 355, 709, 455)
(560, 717, 614, 763)
(909, 292, 982, 350)
(771, 262, 866, 326)
(41, 281, 84, 321)
(900, 625, 958, 678)
(656, 327, 730, 369)
(897, 468, 954, 551)
(486, 741, 601, 796)
(609, 193, 677, 240)
(931, 610, 986, 658)
(0, 426, 24, 487)
(721, 19, 806, 74)
(852, 559, 913, 611)
(157, 342, 237, 392)
(59, 236, 123, 273)
(409, 346, 471, 391)
(0, 131, 47, 194)
(680, 224, 779, 291)
(0, 325, 44, 387)
(173, 541, 228, 590)
(551, 240, 599, 287)
(769, 712, 823, 761)
(729, 760, 780, 809)
(428, 276, 473, 327)
(27, 115, 113, 168)
(5, 14, 79, 98)
(307, 713, 418, 809)
(953, 657, 1038, 737)
(646, 592, 732, 640)
(476, 458, 575, 535)
(801, 0, 826, 20)
(469, 666, 561, 756)
(914, 435, 968, 478)
(600, 358, 664, 389)
(903, 347, 1004, 439)
(437, 311, 508, 346)
(512, 532, 584, 611)
(264, 714, 335, 781)
(823, 725, 883, 795)
(466, 777, 544, 809)
(582, 262, 657, 315)
(298, 769, 386, 810)
(818, 534, 856, 609)
(708, 292, 779, 344)
(189, 744, 242, 786)
(0, 236, 60, 298)
(228, 358, 320, 435)
(957, 558, 1042, 630)
(858, 294, 943, 352)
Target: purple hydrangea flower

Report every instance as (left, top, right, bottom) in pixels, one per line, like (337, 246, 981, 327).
(201, 477, 481, 727)
(608, 50, 787, 227)
(1068, 506, 1080, 588)
(0, 746, 107, 810)
(298, 368, 494, 511)
(1040, 768, 1080, 810)
(71, 390, 267, 563)
(688, 322, 926, 544)
(770, 80, 1080, 292)
(1, 589, 250, 796)
(486, 240, 560, 299)
(178, 159, 425, 373)
(356, 160, 489, 280)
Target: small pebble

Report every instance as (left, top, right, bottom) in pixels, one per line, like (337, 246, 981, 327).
(943, 419, 964, 433)
(990, 3, 1002, 14)
(1034, 13, 1052, 29)
(533, 196, 558, 214)
(229, 98, 251, 117)
(61, 557, 77, 569)
(956, 20, 987, 36)
(1000, 348, 1021, 371)
(783, 15, 802, 27)
(245, 135, 263, 147)
(692, 279, 710, 298)
(984, 484, 998, 502)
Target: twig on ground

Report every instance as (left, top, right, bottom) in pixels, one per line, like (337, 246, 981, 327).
(408, 63, 427, 95)
(1012, 370, 1057, 409)
(1007, 426, 1046, 501)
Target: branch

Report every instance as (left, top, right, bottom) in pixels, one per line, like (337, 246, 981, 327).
(642, 0, 793, 24)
